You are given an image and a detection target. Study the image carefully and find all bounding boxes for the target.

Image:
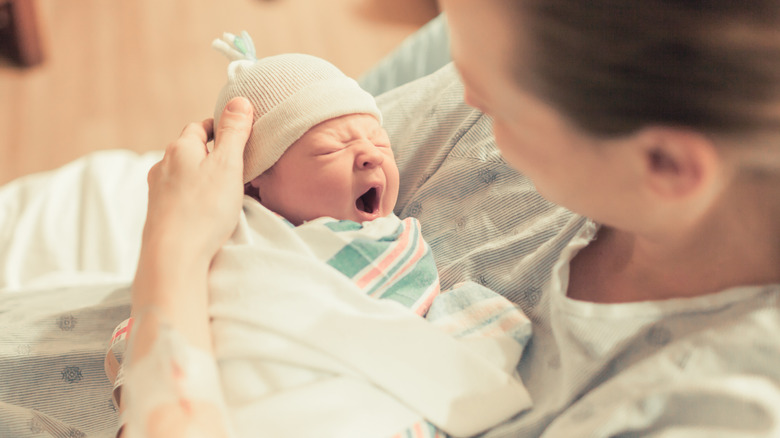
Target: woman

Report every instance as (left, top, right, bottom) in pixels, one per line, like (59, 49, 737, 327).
(126, 0, 780, 436)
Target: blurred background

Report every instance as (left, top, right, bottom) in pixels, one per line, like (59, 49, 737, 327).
(0, 0, 439, 185)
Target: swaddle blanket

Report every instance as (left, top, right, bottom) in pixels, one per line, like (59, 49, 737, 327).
(111, 197, 533, 438)
(211, 198, 533, 437)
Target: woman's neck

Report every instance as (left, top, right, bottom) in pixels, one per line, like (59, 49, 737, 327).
(567, 184, 780, 303)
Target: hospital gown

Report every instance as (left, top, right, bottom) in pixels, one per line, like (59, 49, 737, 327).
(380, 63, 780, 437)
(2, 57, 780, 437)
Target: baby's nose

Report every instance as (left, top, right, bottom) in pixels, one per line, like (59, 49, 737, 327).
(355, 142, 384, 169)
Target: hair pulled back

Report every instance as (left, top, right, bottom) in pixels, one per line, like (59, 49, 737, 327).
(514, 0, 780, 138)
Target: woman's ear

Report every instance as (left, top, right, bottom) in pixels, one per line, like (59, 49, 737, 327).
(636, 127, 721, 200)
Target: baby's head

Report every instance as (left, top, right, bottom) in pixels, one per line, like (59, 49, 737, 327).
(214, 33, 398, 225)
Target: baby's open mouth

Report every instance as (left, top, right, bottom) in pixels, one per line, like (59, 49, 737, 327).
(356, 187, 378, 214)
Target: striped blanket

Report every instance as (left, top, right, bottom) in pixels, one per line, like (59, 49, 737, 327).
(295, 212, 440, 316)
(109, 197, 533, 437)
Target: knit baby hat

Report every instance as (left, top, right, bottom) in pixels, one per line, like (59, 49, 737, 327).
(213, 31, 382, 184)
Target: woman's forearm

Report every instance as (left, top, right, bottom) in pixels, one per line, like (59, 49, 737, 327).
(119, 240, 225, 438)
(130, 238, 213, 357)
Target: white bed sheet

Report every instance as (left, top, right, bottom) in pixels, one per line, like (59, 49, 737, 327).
(0, 149, 161, 292)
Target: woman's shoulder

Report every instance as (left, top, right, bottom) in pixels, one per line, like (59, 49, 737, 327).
(487, 284, 780, 437)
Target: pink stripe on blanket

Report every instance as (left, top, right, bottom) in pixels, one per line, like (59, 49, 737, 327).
(410, 282, 441, 317)
(355, 220, 413, 289)
(370, 219, 431, 298)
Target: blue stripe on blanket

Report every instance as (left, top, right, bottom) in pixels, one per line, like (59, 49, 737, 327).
(325, 220, 405, 281)
(323, 220, 365, 232)
(377, 247, 438, 307)
(326, 238, 388, 278)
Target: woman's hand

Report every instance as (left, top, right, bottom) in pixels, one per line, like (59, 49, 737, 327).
(142, 97, 254, 267)
(129, 95, 253, 349)
(120, 98, 253, 438)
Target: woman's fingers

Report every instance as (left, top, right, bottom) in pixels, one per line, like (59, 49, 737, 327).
(140, 97, 253, 263)
(179, 120, 211, 145)
(203, 118, 215, 144)
(212, 97, 253, 166)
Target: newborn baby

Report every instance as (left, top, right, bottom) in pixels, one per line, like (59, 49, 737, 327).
(109, 32, 532, 438)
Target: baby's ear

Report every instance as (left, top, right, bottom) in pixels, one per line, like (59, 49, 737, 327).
(244, 181, 260, 201)
(248, 175, 263, 188)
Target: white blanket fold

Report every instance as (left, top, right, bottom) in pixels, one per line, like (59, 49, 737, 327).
(208, 199, 532, 437)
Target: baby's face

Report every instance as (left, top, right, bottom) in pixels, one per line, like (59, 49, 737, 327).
(250, 114, 399, 225)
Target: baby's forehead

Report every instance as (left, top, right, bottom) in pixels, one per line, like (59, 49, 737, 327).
(311, 113, 385, 137)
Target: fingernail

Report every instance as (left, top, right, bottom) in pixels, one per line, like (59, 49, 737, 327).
(227, 97, 251, 115)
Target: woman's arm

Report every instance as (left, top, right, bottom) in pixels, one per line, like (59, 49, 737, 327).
(120, 97, 253, 438)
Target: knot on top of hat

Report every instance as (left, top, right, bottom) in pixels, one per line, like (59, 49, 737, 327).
(212, 31, 258, 62)
(212, 31, 382, 184)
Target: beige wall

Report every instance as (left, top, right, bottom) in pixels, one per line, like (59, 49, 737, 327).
(0, 0, 438, 184)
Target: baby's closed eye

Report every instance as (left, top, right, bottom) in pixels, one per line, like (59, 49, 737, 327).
(313, 141, 347, 155)
(316, 148, 343, 155)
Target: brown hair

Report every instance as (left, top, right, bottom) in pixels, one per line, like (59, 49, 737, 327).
(511, 0, 780, 138)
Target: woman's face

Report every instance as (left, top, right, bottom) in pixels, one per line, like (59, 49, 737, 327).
(251, 114, 399, 226)
(440, 0, 645, 226)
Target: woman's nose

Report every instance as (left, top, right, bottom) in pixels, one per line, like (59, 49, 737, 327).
(355, 141, 384, 169)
